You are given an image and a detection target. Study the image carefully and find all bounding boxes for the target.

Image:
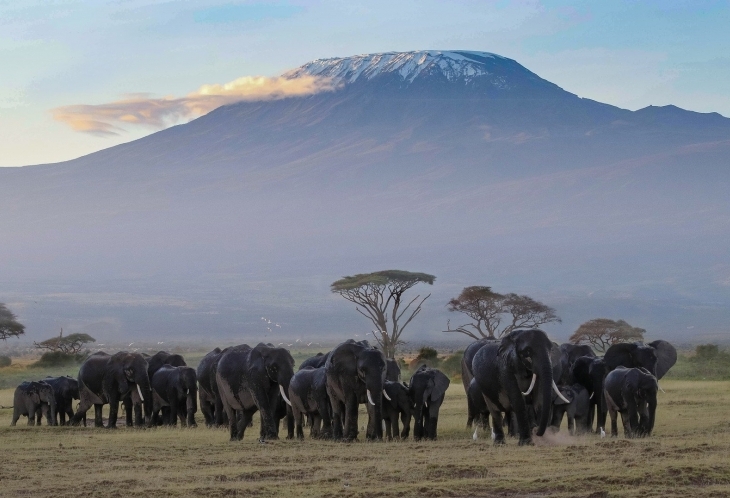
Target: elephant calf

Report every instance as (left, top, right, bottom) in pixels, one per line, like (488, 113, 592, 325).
(409, 365, 450, 441)
(151, 365, 198, 427)
(550, 384, 591, 436)
(44, 376, 82, 426)
(382, 380, 413, 440)
(604, 367, 658, 438)
(289, 366, 331, 439)
(12, 381, 57, 426)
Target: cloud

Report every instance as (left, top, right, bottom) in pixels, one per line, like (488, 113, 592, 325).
(52, 75, 338, 136)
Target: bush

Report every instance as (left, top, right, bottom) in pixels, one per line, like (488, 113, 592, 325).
(32, 351, 85, 368)
(664, 344, 730, 380)
(440, 351, 464, 379)
(0, 355, 11, 367)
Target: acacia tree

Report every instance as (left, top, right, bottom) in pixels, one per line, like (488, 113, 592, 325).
(443, 286, 560, 340)
(34, 329, 96, 355)
(0, 303, 25, 341)
(331, 270, 435, 358)
(569, 318, 645, 353)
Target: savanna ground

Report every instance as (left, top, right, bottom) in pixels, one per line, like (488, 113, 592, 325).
(0, 353, 729, 497)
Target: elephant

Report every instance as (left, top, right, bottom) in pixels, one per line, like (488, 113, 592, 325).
(460, 338, 498, 429)
(604, 366, 658, 438)
(604, 340, 677, 380)
(71, 351, 152, 428)
(44, 376, 83, 426)
(123, 351, 187, 427)
(11, 381, 57, 426)
(385, 358, 401, 382)
(325, 339, 387, 441)
(382, 380, 413, 440)
(570, 356, 608, 433)
(151, 365, 198, 427)
(550, 384, 591, 435)
(197, 347, 229, 427)
(408, 366, 450, 440)
(557, 343, 596, 385)
(288, 366, 332, 439)
(216, 343, 295, 441)
(472, 328, 569, 445)
(299, 352, 329, 370)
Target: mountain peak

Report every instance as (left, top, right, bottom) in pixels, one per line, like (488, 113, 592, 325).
(283, 50, 568, 98)
(285, 50, 510, 84)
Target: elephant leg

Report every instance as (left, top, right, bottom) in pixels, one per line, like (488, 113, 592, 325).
(168, 400, 178, 427)
(93, 404, 103, 427)
(400, 412, 411, 440)
(609, 408, 618, 437)
(123, 396, 133, 427)
(294, 409, 305, 440)
(428, 400, 442, 440)
(311, 414, 322, 439)
(11, 407, 20, 426)
(413, 404, 424, 441)
(225, 405, 238, 441)
(330, 398, 344, 441)
(214, 396, 226, 427)
(36, 408, 43, 426)
(239, 410, 254, 440)
(200, 399, 214, 427)
(134, 402, 143, 426)
(28, 406, 36, 426)
(568, 416, 575, 436)
(107, 395, 120, 429)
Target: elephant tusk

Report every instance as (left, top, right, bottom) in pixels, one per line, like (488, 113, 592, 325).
(136, 384, 144, 402)
(589, 392, 594, 400)
(658, 384, 665, 394)
(383, 390, 391, 401)
(491, 428, 496, 441)
(279, 385, 292, 407)
(600, 427, 606, 438)
(473, 427, 478, 440)
(552, 380, 571, 404)
(521, 373, 537, 396)
(366, 389, 376, 406)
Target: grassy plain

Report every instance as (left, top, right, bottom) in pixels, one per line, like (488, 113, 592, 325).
(1, 374, 729, 498)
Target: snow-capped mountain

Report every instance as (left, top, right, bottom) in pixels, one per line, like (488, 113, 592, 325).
(284, 50, 567, 96)
(1, 51, 730, 343)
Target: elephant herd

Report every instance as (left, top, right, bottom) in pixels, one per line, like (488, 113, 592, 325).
(463, 329, 676, 444)
(9, 331, 676, 446)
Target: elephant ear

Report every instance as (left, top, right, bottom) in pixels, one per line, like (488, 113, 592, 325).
(425, 371, 450, 403)
(648, 340, 677, 380)
(30, 391, 41, 404)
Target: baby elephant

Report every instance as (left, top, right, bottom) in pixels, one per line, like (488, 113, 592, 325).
(151, 365, 198, 427)
(604, 367, 658, 438)
(382, 380, 413, 440)
(12, 381, 57, 426)
(550, 384, 591, 435)
(408, 366, 450, 440)
(288, 366, 332, 439)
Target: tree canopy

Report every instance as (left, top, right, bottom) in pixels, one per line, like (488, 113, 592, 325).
(331, 270, 435, 358)
(34, 330, 96, 355)
(0, 303, 25, 341)
(569, 318, 645, 353)
(444, 286, 560, 339)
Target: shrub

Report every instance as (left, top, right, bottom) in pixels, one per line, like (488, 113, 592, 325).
(32, 351, 85, 368)
(0, 355, 11, 367)
(440, 351, 464, 379)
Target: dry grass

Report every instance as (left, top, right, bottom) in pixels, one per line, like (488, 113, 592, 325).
(0, 380, 729, 497)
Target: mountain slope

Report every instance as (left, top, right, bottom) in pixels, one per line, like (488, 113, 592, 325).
(1, 50, 729, 344)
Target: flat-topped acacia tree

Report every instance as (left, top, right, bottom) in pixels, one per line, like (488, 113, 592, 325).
(0, 303, 25, 342)
(331, 270, 435, 358)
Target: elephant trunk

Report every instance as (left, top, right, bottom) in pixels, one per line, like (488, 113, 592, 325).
(365, 378, 384, 440)
(48, 396, 58, 426)
(186, 387, 197, 426)
(535, 354, 554, 437)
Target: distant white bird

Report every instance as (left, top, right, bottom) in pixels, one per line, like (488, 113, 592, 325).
(306, 342, 312, 346)
(128, 342, 134, 347)
(295, 339, 301, 343)
(287, 343, 293, 347)
(277, 343, 284, 346)
(157, 341, 164, 344)
(267, 320, 271, 324)
(275, 324, 281, 328)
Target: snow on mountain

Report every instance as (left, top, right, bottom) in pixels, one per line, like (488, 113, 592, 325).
(284, 50, 512, 85)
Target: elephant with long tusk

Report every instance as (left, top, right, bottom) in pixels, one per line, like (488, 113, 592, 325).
(325, 339, 387, 441)
(472, 329, 561, 446)
(216, 343, 296, 442)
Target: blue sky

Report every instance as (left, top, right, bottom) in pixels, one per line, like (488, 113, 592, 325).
(1, 0, 729, 166)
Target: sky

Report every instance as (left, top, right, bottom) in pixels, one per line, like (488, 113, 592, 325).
(1, 0, 729, 167)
